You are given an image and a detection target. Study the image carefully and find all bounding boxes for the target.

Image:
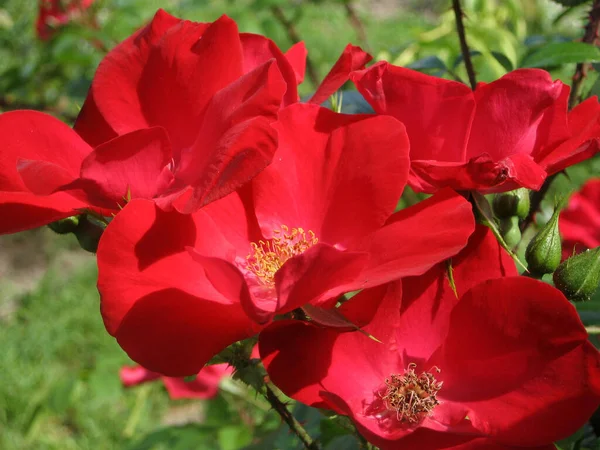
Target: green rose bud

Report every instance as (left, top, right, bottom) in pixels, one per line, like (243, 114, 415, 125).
(499, 216, 521, 248)
(73, 215, 105, 253)
(525, 205, 562, 276)
(48, 215, 80, 234)
(493, 188, 530, 219)
(553, 247, 600, 302)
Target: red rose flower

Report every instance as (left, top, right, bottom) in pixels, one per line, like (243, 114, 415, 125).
(0, 11, 300, 234)
(96, 103, 475, 376)
(560, 178, 600, 258)
(120, 363, 233, 400)
(351, 63, 600, 193)
(260, 226, 600, 449)
(36, 0, 95, 41)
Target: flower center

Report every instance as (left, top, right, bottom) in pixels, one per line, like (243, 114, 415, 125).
(381, 363, 442, 424)
(246, 225, 318, 285)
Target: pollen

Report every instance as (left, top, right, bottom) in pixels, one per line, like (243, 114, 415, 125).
(381, 363, 442, 424)
(246, 225, 318, 285)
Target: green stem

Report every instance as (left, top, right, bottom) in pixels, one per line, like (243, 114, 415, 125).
(451, 0, 477, 90)
(569, 0, 600, 109)
(264, 381, 320, 450)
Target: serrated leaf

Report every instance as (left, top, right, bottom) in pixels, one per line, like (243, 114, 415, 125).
(521, 42, 600, 68)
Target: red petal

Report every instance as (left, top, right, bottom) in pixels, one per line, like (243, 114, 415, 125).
(350, 188, 475, 288)
(73, 89, 118, 147)
(116, 288, 255, 377)
(90, 13, 244, 154)
(120, 365, 161, 387)
(175, 60, 285, 212)
(79, 127, 173, 203)
(163, 363, 232, 399)
(257, 104, 409, 247)
(0, 191, 88, 234)
(274, 243, 369, 315)
(466, 70, 564, 163)
(260, 283, 393, 409)
(309, 44, 372, 105)
(397, 225, 517, 363)
(537, 95, 600, 174)
(560, 179, 600, 253)
(84, 9, 183, 137)
(409, 153, 546, 193)
(17, 159, 77, 195)
(368, 429, 555, 450)
(0, 110, 90, 192)
(97, 199, 255, 376)
(435, 277, 600, 446)
(351, 62, 474, 164)
(284, 42, 307, 85)
(240, 33, 301, 105)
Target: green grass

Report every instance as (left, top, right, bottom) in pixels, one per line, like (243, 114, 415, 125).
(0, 260, 173, 450)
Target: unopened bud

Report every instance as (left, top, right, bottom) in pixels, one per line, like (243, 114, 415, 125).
(73, 215, 104, 253)
(499, 216, 521, 248)
(553, 247, 600, 302)
(525, 205, 561, 276)
(48, 215, 79, 234)
(493, 188, 530, 219)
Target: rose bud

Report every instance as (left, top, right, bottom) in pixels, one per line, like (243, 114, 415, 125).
(526, 205, 562, 276)
(48, 215, 80, 234)
(499, 216, 521, 248)
(554, 247, 600, 302)
(493, 188, 530, 219)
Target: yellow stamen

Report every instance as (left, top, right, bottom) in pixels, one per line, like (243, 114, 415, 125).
(246, 225, 318, 285)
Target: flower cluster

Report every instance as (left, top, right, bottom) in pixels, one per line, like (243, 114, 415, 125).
(2, 9, 600, 449)
(36, 0, 96, 40)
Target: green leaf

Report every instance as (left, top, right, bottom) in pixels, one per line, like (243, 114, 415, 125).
(521, 42, 600, 68)
(550, 0, 590, 6)
(407, 55, 447, 72)
(218, 425, 253, 450)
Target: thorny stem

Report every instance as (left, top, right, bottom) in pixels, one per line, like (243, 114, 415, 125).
(569, 0, 600, 109)
(264, 380, 320, 450)
(270, 5, 320, 88)
(451, 0, 477, 90)
(342, 1, 369, 51)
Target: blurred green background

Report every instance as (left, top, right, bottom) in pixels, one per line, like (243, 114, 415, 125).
(1, 0, 600, 449)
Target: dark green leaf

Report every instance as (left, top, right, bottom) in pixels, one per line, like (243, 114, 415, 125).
(521, 42, 600, 68)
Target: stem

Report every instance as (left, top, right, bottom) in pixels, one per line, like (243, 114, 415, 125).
(451, 0, 477, 90)
(342, 1, 369, 50)
(270, 5, 320, 88)
(519, 172, 559, 233)
(264, 380, 320, 450)
(569, 0, 600, 109)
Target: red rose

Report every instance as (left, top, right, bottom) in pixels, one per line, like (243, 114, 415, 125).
(96, 103, 475, 376)
(352, 63, 600, 193)
(260, 227, 600, 449)
(0, 11, 297, 233)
